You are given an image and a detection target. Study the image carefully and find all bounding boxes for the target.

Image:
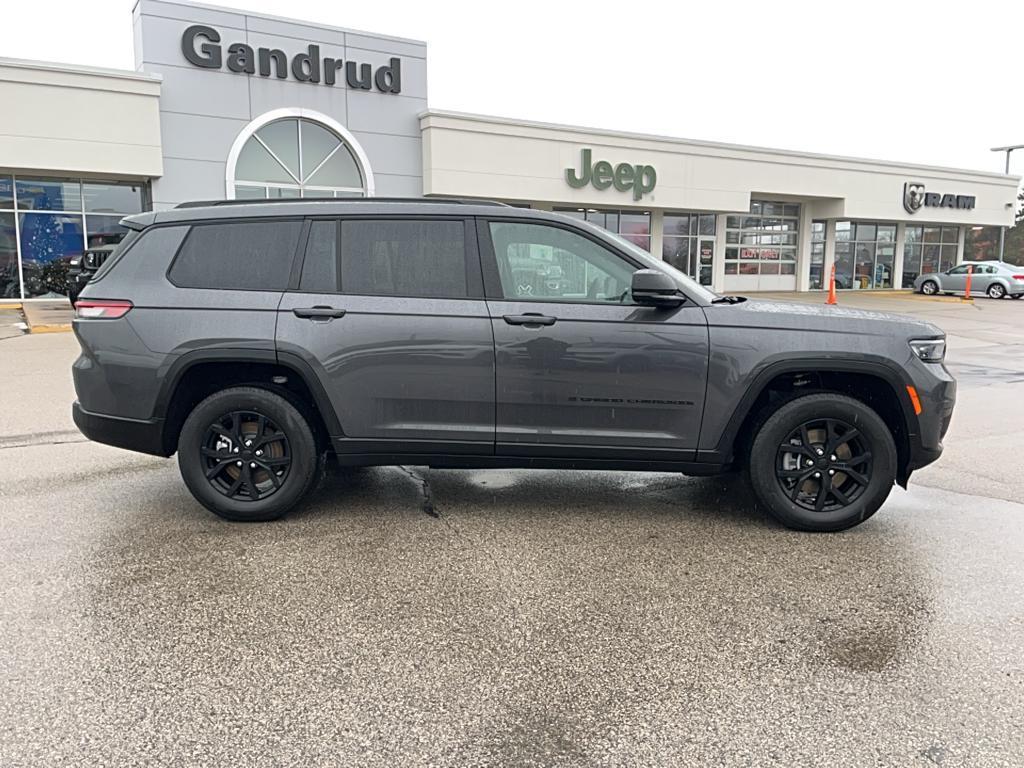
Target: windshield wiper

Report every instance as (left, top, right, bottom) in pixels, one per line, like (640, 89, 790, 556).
(711, 295, 745, 304)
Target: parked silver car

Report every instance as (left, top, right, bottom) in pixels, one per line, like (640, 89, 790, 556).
(913, 261, 1024, 299)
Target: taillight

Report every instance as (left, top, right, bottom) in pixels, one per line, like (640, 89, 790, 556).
(74, 300, 133, 319)
(1013, 274, 1024, 281)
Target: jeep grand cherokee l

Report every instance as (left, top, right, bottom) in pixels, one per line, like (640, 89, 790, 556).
(71, 199, 956, 532)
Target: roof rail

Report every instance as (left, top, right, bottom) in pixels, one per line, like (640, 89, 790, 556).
(174, 197, 510, 209)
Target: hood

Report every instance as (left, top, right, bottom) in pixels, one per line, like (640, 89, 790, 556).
(707, 299, 944, 339)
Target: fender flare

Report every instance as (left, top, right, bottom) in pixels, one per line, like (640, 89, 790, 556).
(154, 348, 344, 444)
(706, 356, 919, 464)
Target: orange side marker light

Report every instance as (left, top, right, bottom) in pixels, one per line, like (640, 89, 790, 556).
(906, 385, 922, 416)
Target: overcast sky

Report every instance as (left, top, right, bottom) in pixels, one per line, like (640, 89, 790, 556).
(2, 0, 1023, 177)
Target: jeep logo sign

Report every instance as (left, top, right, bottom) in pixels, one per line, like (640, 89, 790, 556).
(566, 148, 656, 201)
(903, 181, 975, 215)
(181, 25, 401, 93)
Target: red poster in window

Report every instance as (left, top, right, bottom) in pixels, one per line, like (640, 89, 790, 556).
(762, 249, 780, 260)
(740, 248, 757, 260)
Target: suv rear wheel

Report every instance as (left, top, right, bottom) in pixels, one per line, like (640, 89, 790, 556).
(748, 393, 897, 532)
(178, 387, 318, 521)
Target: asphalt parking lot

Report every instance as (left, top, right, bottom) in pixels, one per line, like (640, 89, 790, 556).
(1, 292, 1022, 767)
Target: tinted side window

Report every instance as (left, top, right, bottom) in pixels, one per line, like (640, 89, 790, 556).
(299, 219, 339, 291)
(340, 219, 470, 298)
(169, 220, 301, 290)
(487, 221, 636, 303)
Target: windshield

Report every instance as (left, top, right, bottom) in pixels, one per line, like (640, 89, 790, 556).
(584, 223, 721, 303)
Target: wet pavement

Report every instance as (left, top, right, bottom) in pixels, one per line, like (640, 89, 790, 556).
(1, 293, 1023, 766)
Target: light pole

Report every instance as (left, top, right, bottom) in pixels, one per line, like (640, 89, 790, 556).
(990, 144, 1023, 262)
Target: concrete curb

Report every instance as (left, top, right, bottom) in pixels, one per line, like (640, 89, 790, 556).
(21, 301, 74, 334)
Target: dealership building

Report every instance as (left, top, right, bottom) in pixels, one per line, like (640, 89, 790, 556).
(0, 0, 1019, 301)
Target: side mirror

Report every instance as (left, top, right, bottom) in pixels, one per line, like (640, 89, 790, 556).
(631, 269, 685, 308)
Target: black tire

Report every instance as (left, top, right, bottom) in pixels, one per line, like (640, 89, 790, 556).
(920, 280, 939, 296)
(1012, 293, 1022, 299)
(748, 393, 897, 532)
(987, 283, 1006, 299)
(178, 386, 318, 521)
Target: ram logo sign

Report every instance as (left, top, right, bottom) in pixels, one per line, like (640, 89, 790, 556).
(903, 182, 976, 215)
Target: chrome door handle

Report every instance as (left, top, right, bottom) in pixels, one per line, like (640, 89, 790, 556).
(293, 306, 346, 319)
(503, 313, 557, 327)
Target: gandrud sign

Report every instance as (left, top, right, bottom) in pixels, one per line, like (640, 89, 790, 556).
(181, 25, 402, 94)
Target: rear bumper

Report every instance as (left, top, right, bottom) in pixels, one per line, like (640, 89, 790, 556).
(72, 401, 169, 456)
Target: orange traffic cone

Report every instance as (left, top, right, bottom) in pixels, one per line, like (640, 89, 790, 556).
(825, 264, 837, 305)
(961, 264, 974, 302)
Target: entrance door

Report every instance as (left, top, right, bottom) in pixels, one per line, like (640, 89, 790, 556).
(697, 237, 715, 287)
(480, 218, 710, 459)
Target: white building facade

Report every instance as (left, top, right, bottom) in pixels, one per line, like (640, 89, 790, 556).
(0, 0, 1018, 300)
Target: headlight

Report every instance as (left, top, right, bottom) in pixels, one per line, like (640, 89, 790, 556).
(910, 338, 945, 363)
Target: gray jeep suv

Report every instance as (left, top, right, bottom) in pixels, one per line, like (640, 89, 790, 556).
(71, 199, 955, 532)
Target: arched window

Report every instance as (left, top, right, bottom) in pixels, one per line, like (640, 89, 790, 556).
(227, 110, 373, 199)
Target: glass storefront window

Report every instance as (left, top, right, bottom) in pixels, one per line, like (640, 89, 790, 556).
(84, 214, 130, 247)
(1, 212, 18, 299)
(15, 178, 82, 212)
(835, 220, 897, 289)
(19, 213, 84, 299)
(83, 182, 144, 214)
(0, 175, 13, 208)
(553, 207, 651, 252)
(0, 174, 146, 299)
(903, 225, 959, 284)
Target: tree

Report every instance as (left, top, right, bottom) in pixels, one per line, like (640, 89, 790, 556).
(965, 190, 1024, 265)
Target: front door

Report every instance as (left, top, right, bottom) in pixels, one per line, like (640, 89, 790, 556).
(943, 264, 971, 294)
(276, 217, 495, 451)
(480, 219, 710, 459)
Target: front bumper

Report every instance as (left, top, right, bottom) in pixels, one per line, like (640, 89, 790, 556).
(72, 401, 168, 456)
(903, 364, 956, 479)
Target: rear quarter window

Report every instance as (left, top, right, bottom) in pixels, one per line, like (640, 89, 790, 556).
(168, 220, 302, 291)
(88, 229, 140, 282)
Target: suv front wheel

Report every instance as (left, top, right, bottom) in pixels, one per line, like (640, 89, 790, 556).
(748, 393, 897, 532)
(178, 387, 318, 521)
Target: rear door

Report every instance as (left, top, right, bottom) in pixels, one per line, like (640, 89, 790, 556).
(276, 216, 495, 453)
(479, 217, 709, 459)
(971, 264, 995, 293)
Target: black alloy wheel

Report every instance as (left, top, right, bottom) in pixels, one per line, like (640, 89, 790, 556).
(201, 410, 291, 501)
(178, 386, 318, 521)
(748, 393, 897, 532)
(776, 418, 872, 513)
